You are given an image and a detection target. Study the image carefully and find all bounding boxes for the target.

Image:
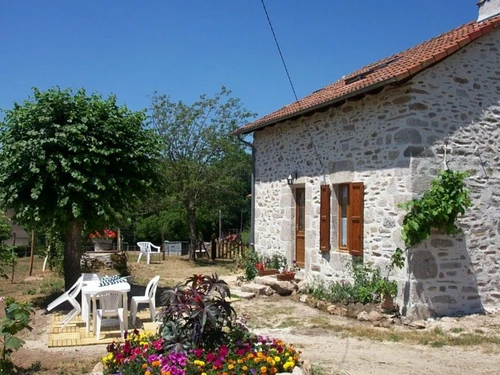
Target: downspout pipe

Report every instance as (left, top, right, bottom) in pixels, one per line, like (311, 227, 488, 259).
(237, 136, 255, 245)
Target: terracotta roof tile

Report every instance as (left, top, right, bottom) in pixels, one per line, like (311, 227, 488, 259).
(235, 15, 500, 135)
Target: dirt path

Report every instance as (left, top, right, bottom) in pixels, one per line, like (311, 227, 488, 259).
(233, 296, 500, 375)
(13, 278, 500, 375)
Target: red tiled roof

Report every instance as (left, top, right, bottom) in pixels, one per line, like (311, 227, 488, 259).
(235, 15, 500, 135)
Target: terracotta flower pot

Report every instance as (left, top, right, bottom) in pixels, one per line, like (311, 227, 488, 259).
(381, 294, 394, 311)
(277, 272, 295, 281)
(258, 269, 278, 276)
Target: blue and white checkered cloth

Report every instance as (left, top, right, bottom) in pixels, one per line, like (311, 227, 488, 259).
(98, 275, 128, 287)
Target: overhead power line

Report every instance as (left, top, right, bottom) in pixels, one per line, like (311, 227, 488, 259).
(260, 0, 299, 102)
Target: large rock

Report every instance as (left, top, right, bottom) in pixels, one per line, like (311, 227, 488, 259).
(357, 311, 370, 321)
(87, 362, 103, 375)
(368, 310, 383, 322)
(241, 283, 273, 296)
(255, 276, 298, 296)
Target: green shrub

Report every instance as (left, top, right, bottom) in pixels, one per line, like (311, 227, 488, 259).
(0, 298, 34, 373)
(159, 273, 236, 351)
(305, 263, 396, 304)
(241, 247, 259, 281)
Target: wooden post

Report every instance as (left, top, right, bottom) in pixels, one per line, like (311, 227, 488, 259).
(211, 234, 217, 261)
(117, 228, 121, 251)
(29, 229, 35, 276)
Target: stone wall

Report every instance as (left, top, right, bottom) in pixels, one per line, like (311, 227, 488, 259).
(252, 29, 500, 316)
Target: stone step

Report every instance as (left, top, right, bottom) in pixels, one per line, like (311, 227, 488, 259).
(240, 282, 274, 296)
(230, 287, 256, 299)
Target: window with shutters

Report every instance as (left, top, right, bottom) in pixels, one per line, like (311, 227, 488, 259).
(336, 182, 364, 256)
(319, 185, 331, 252)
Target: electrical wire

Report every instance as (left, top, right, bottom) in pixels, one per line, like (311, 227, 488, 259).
(260, 0, 299, 102)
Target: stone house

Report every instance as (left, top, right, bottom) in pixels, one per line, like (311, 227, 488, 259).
(234, 1, 500, 318)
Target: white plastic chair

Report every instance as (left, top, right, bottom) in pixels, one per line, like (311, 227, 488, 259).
(131, 275, 160, 326)
(91, 290, 127, 340)
(137, 242, 161, 264)
(47, 275, 83, 329)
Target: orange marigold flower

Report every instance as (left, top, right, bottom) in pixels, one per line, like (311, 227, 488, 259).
(142, 364, 148, 369)
(260, 366, 268, 373)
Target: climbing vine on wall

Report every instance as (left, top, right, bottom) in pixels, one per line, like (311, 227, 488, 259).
(391, 169, 472, 269)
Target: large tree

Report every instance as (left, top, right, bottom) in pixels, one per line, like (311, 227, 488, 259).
(0, 87, 159, 288)
(149, 87, 253, 260)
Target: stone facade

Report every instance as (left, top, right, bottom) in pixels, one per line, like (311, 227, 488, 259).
(252, 29, 500, 317)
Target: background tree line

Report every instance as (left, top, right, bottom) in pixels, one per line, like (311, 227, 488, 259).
(0, 86, 252, 288)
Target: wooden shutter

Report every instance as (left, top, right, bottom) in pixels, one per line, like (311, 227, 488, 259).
(348, 182, 364, 256)
(320, 185, 331, 252)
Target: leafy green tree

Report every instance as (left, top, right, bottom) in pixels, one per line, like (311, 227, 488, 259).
(0, 87, 159, 288)
(0, 214, 13, 280)
(149, 87, 253, 260)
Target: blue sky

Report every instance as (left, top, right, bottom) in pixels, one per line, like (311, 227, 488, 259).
(1, 0, 477, 122)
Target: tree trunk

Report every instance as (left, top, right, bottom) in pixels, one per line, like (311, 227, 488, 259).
(64, 220, 83, 290)
(187, 201, 197, 261)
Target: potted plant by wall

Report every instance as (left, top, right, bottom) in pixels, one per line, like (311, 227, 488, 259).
(255, 253, 286, 276)
(376, 278, 398, 311)
(276, 260, 299, 281)
(256, 261, 277, 276)
(276, 269, 295, 281)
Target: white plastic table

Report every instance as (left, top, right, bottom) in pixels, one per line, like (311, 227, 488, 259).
(81, 273, 130, 333)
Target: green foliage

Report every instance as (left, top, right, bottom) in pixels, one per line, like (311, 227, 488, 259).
(260, 252, 287, 270)
(0, 87, 160, 229)
(39, 279, 64, 295)
(0, 214, 12, 280)
(304, 263, 396, 304)
(149, 87, 254, 259)
(159, 273, 236, 351)
(390, 170, 472, 270)
(400, 169, 472, 247)
(241, 247, 259, 281)
(0, 87, 160, 287)
(0, 298, 34, 372)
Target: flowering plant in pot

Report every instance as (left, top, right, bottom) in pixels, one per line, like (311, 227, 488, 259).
(277, 260, 299, 281)
(89, 229, 117, 251)
(89, 229, 117, 240)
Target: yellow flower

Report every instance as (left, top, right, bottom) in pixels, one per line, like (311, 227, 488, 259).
(228, 364, 234, 370)
(193, 360, 205, 366)
(242, 366, 248, 371)
(142, 363, 148, 370)
(274, 356, 280, 363)
(145, 371, 151, 375)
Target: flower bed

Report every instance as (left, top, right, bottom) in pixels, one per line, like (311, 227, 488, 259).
(102, 274, 302, 375)
(103, 330, 300, 375)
